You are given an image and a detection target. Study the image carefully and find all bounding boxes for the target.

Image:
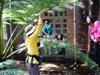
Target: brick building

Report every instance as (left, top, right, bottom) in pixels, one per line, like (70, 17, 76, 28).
(43, 10, 67, 38)
(3, 0, 99, 60)
(43, 0, 100, 50)
(67, 0, 100, 50)
(43, 7, 88, 50)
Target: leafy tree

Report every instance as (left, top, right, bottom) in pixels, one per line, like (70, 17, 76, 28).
(1, 0, 78, 61)
(1, 0, 98, 70)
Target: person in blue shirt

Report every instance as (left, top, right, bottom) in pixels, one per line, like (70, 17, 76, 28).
(42, 20, 52, 38)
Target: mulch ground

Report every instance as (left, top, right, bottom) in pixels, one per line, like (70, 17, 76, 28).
(0, 60, 99, 75)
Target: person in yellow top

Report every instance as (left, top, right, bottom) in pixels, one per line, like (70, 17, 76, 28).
(25, 13, 42, 75)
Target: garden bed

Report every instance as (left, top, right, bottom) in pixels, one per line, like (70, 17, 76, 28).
(0, 59, 99, 75)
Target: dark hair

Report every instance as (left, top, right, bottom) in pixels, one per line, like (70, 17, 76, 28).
(45, 20, 49, 24)
(56, 33, 63, 40)
(87, 16, 96, 23)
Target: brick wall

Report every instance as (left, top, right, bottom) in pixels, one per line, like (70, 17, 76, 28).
(66, 9, 74, 44)
(67, 0, 100, 50)
(67, 7, 88, 50)
(76, 7, 88, 50)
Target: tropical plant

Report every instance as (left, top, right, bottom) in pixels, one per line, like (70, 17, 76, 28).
(0, 68, 25, 75)
(1, 0, 79, 61)
(40, 38, 98, 69)
(16, 37, 99, 69)
(0, 0, 99, 74)
(1, 0, 98, 70)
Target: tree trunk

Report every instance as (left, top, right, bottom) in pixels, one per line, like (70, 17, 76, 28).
(0, 0, 4, 61)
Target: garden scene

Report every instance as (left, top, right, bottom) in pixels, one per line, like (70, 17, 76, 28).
(0, 0, 100, 75)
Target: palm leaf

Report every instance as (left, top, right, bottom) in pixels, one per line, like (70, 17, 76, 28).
(2, 0, 81, 60)
(3, 26, 26, 59)
(2, 0, 96, 70)
(3, 25, 19, 54)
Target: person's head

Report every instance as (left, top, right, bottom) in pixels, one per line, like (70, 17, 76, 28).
(44, 20, 49, 24)
(86, 16, 96, 24)
(32, 19, 38, 26)
(25, 25, 36, 37)
(56, 33, 63, 40)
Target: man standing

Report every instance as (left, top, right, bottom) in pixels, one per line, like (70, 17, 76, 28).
(25, 14, 42, 75)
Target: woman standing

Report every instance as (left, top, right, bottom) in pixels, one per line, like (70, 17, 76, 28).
(86, 16, 100, 65)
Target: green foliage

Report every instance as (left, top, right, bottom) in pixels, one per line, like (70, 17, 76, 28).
(40, 38, 66, 55)
(0, 60, 16, 69)
(0, 69, 25, 75)
(0, 0, 98, 70)
(3, 0, 78, 24)
(17, 37, 98, 69)
(1, 0, 97, 73)
(40, 38, 98, 69)
(1, 0, 79, 61)
(0, 59, 25, 75)
(2, 0, 61, 60)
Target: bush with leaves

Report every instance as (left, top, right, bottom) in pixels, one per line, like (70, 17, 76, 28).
(40, 38, 98, 69)
(1, 0, 78, 61)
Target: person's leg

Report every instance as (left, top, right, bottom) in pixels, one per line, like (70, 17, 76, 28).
(26, 63, 32, 75)
(95, 42, 100, 65)
(32, 64, 40, 75)
(93, 42, 97, 62)
(26, 63, 40, 75)
(89, 40, 96, 61)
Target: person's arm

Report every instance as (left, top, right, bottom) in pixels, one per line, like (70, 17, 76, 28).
(88, 25, 97, 42)
(94, 21, 100, 42)
(49, 24, 52, 35)
(42, 31, 49, 36)
(42, 28, 50, 38)
(31, 14, 43, 37)
(42, 25, 48, 35)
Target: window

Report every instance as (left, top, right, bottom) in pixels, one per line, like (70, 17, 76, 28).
(63, 19, 67, 22)
(55, 19, 60, 22)
(64, 11, 67, 16)
(54, 11, 58, 16)
(55, 24, 61, 28)
(49, 19, 53, 22)
(56, 29, 61, 33)
(49, 13, 53, 16)
(44, 12, 48, 16)
(63, 29, 67, 33)
(63, 24, 67, 27)
(59, 11, 63, 16)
